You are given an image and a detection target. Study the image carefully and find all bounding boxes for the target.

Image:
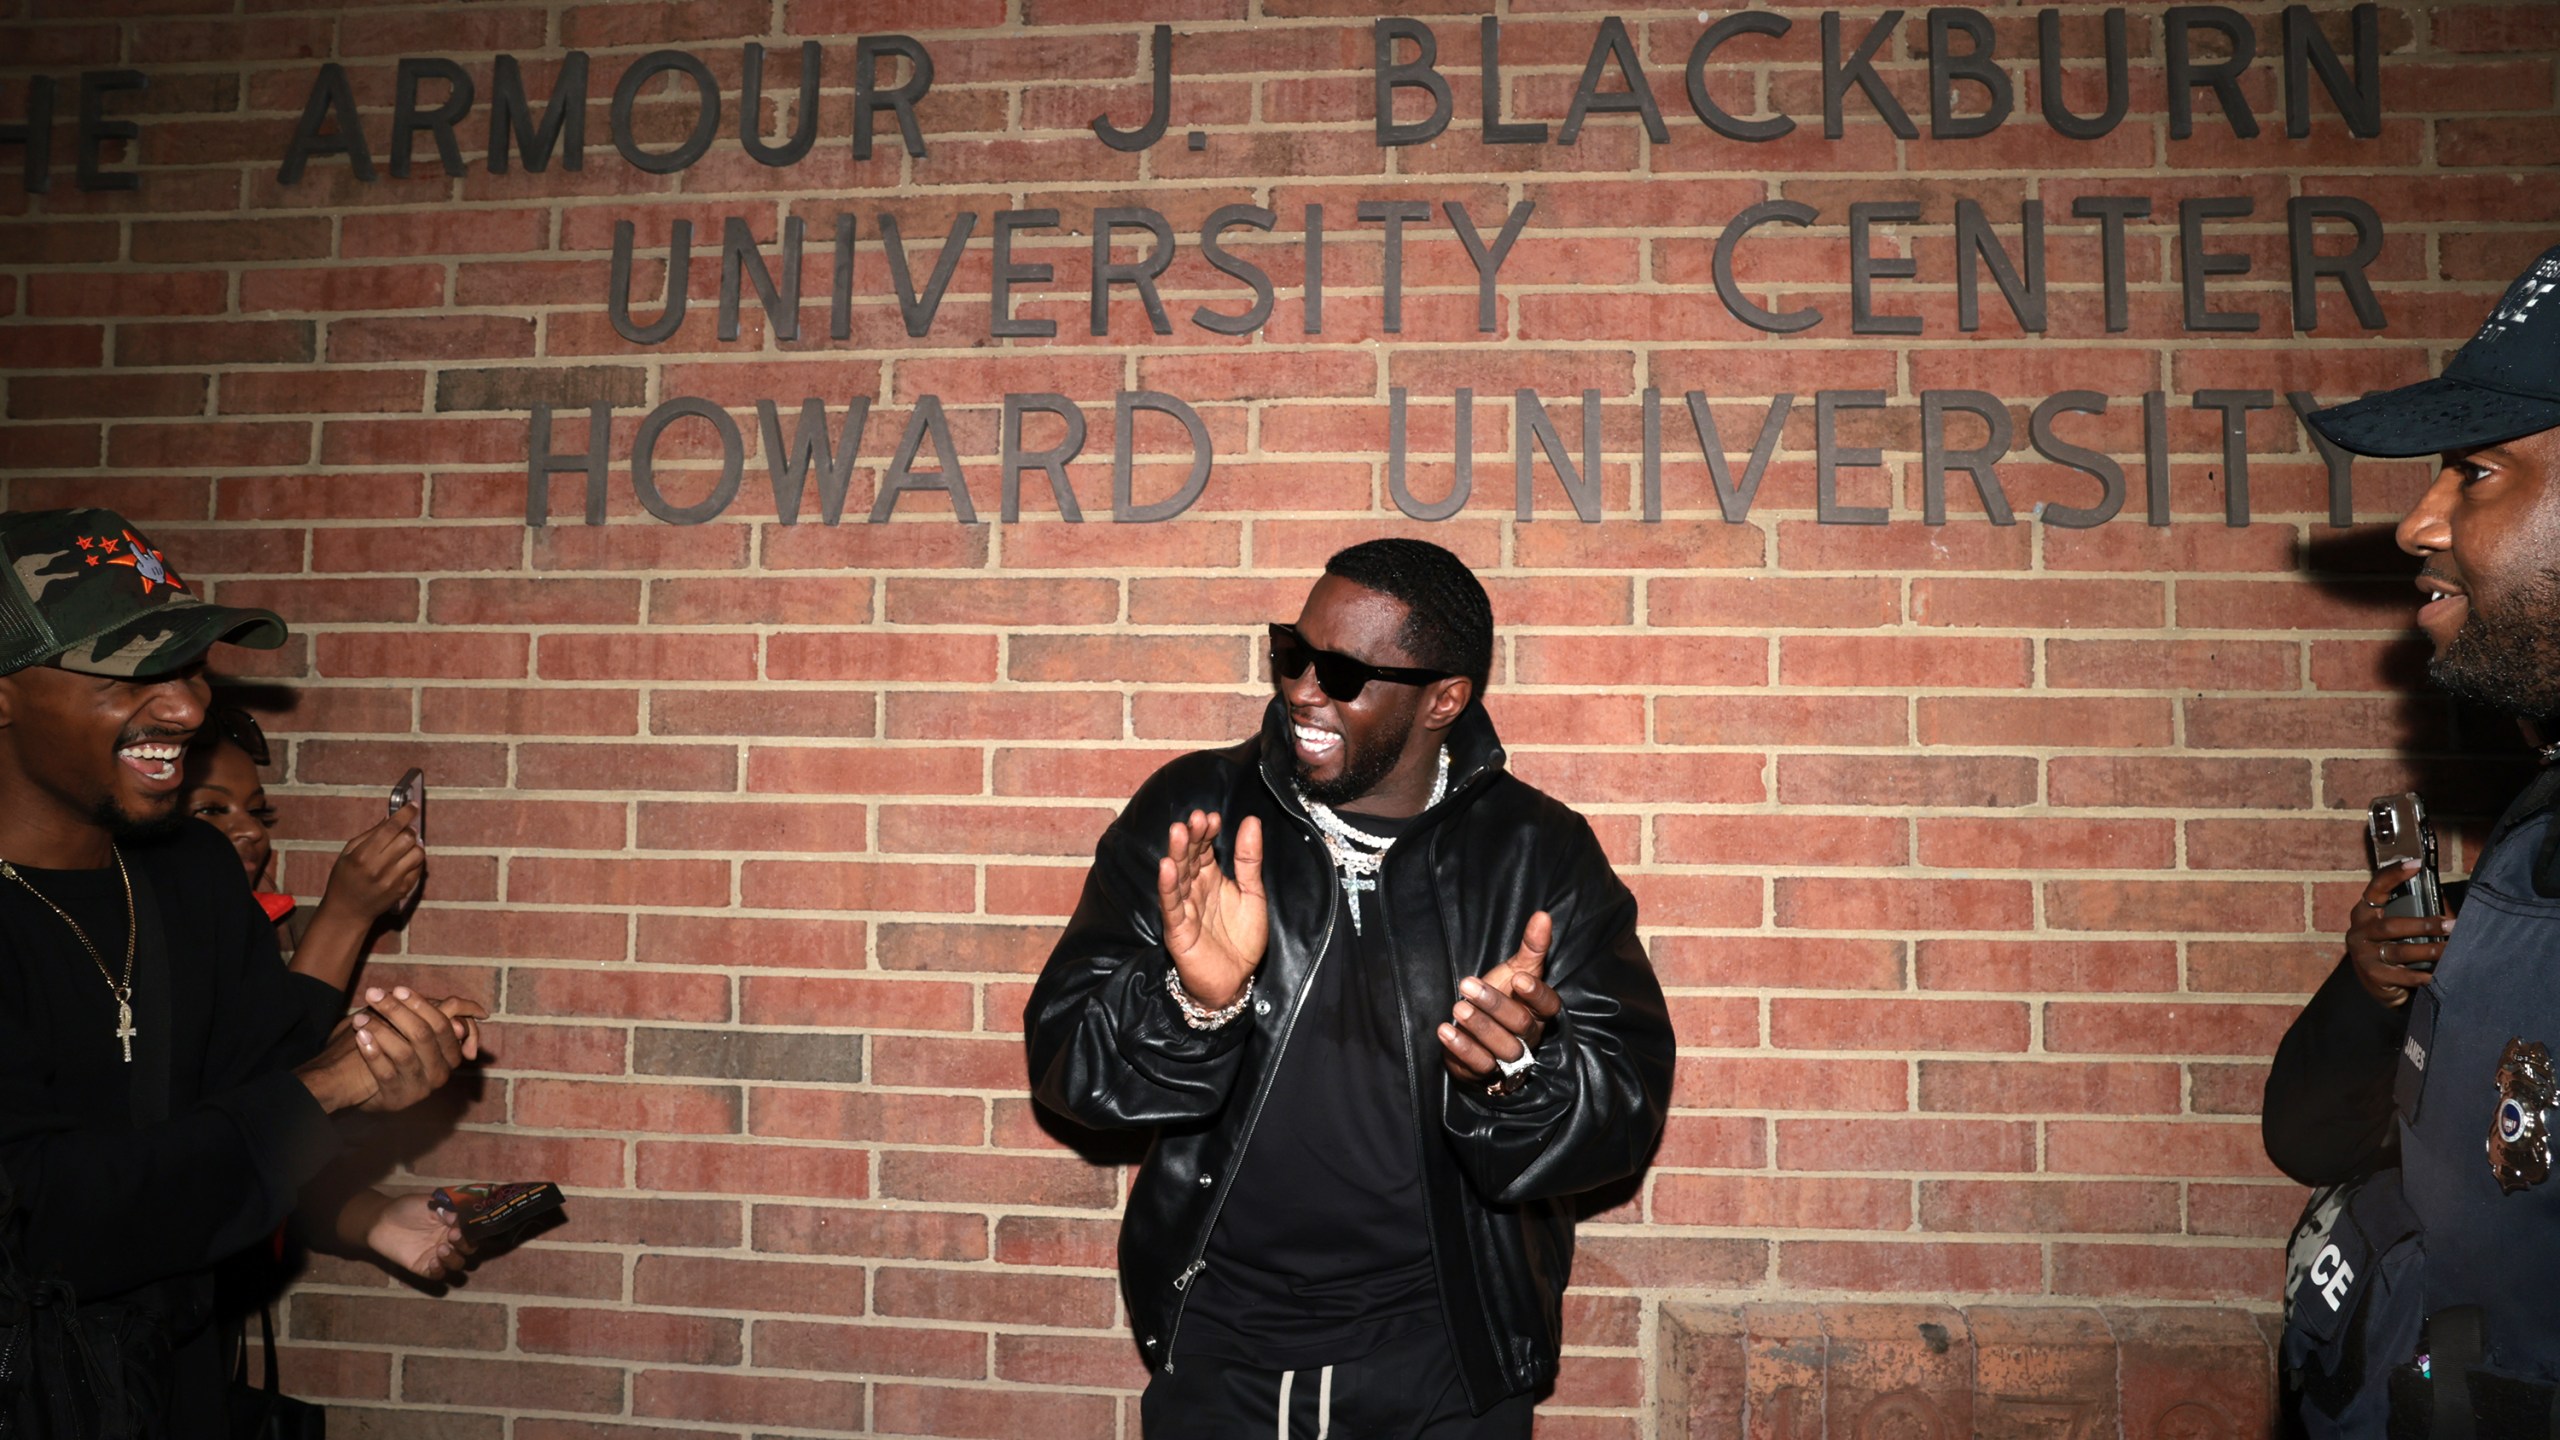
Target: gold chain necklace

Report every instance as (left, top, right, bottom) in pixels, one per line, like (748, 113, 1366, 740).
(0, 849, 138, 1064)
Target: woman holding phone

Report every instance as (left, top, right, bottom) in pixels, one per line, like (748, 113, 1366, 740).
(182, 703, 425, 994)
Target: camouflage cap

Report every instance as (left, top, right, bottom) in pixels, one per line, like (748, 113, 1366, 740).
(0, 508, 287, 678)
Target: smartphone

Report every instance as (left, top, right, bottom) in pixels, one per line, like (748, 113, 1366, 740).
(388, 767, 425, 842)
(2368, 791, 2444, 965)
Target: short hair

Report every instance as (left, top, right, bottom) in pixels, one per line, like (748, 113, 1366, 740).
(1322, 538, 1494, 699)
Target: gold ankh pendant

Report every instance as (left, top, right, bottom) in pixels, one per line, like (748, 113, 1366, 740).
(115, 997, 137, 1064)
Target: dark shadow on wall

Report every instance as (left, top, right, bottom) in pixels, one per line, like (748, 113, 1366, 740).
(2299, 525, 2536, 874)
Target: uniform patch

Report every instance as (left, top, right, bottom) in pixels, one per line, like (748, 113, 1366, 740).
(2488, 1037, 2556, 1194)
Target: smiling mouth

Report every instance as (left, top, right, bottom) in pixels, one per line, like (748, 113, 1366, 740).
(116, 739, 187, 785)
(1292, 721, 1342, 764)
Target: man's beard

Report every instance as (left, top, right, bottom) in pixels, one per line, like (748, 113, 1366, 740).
(1297, 706, 1416, 808)
(90, 790, 187, 843)
(2431, 564, 2560, 720)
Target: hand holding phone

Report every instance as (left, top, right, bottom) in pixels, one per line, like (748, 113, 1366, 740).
(388, 767, 425, 842)
(2367, 792, 2442, 930)
(2349, 792, 2455, 1005)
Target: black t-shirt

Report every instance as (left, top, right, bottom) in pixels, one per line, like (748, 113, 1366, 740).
(0, 821, 343, 1436)
(1182, 809, 1443, 1368)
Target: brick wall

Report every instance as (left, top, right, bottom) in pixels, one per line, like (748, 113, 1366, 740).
(3, 0, 2556, 1434)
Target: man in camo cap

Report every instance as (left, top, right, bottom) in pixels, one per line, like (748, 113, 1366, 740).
(0, 506, 287, 681)
(0, 507, 483, 1435)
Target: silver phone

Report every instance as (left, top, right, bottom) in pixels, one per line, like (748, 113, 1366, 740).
(2367, 791, 2442, 963)
(389, 767, 425, 842)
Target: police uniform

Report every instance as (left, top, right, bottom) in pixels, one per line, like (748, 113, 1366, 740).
(2271, 772, 2560, 1435)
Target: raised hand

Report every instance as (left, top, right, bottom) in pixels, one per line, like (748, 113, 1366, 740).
(322, 807, 427, 923)
(2346, 859, 2453, 1007)
(1155, 810, 1266, 1009)
(1439, 911, 1563, 1088)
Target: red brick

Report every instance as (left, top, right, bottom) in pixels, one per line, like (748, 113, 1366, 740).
(2044, 1000, 2298, 1057)
(2054, 1242, 2284, 1301)
(1654, 1174, 1912, 1231)
(1778, 755, 2038, 808)
(1778, 1241, 2044, 1294)
(630, 1369, 865, 1426)
(1915, 696, 2175, 749)
(1772, 998, 2030, 1054)
(403, 1356, 623, 1414)
(754, 1319, 986, 1379)
(1651, 935, 1905, 991)
(2045, 879, 2306, 934)
(756, 1204, 988, 1263)
(509, 857, 732, 909)
(513, 1079, 741, 1135)
(1917, 817, 2175, 870)
(1921, 1179, 2183, 1235)
(1656, 694, 1908, 747)
(1918, 1060, 2182, 1115)
(1674, 1057, 1909, 1113)
(1779, 635, 2032, 689)
(515, 1306, 742, 1366)
(874, 1266, 1117, 1329)
(635, 1140, 872, 1200)
(509, 966, 731, 1022)
(2048, 756, 2313, 810)
(739, 974, 975, 1031)
(1777, 1118, 2036, 1174)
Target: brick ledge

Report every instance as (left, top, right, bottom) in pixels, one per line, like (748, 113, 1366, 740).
(1660, 1302, 2279, 1440)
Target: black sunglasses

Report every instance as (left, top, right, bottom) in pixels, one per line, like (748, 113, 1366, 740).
(1267, 623, 1454, 703)
(200, 703, 270, 767)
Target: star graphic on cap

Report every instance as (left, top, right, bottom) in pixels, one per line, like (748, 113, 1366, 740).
(101, 529, 183, 595)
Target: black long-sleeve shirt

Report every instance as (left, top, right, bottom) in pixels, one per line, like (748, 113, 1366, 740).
(2263, 954, 2409, 1187)
(0, 820, 342, 1433)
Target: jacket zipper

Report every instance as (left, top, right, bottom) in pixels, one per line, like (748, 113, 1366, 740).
(1157, 751, 1500, 1370)
(1157, 770, 1340, 1369)
(1376, 841, 1475, 1388)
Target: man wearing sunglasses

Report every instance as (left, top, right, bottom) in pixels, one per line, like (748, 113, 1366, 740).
(1027, 538, 1674, 1438)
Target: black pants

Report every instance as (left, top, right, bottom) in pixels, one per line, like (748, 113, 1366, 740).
(1141, 1326, 1536, 1439)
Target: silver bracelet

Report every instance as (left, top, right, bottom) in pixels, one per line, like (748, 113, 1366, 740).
(1166, 968, 1253, 1031)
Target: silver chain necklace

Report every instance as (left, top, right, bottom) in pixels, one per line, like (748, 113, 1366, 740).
(1297, 747, 1450, 934)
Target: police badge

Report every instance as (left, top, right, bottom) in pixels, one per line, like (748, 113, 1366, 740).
(2488, 1038, 2557, 1194)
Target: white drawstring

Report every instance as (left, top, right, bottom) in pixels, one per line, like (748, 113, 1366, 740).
(1276, 1363, 1336, 1438)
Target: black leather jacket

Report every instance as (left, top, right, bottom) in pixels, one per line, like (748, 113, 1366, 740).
(1024, 699, 1674, 1410)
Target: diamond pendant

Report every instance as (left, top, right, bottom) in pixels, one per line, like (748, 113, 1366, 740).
(1341, 871, 1375, 933)
(115, 996, 137, 1064)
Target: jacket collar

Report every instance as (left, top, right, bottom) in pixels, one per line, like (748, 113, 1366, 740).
(1253, 695, 1508, 825)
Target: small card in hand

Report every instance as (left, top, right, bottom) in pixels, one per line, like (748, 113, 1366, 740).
(429, 1181, 565, 1244)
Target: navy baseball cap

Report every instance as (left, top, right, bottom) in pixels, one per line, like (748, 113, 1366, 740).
(2308, 244, 2560, 459)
